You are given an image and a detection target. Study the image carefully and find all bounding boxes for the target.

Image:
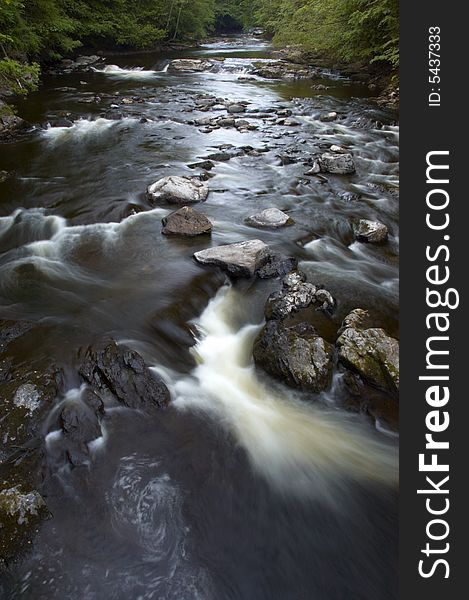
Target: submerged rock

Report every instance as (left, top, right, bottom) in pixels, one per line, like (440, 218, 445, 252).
(318, 153, 356, 175)
(162, 206, 212, 236)
(0, 486, 48, 565)
(188, 160, 215, 171)
(79, 341, 170, 410)
(353, 219, 388, 243)
(336, 309, 399, 395)
(59, 388, 104, 466)
(253, 320, 333, 392)
(147, 176, 209, 205)
(245, 208, 292, 229)
(194, 240, 270, 278)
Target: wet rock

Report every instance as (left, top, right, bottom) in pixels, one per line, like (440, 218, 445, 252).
(257, 255, 298, 280)
(50, 117, 74, 128)
(338, 191, 361, 202)
(265, 271, 335, 320)
(304, 162, 321, 176)
(337, 310, 399, 395)
(0, 486, 48, 565)
(245, 208, 292, 229)
(353, 219, 388, 243)
(59, 388, 104, 466)
(320, 112, 338, 122)
(253, 320, 333, 392)
(74, 55, 101, 67)
(79, 341, 170, 410)
(194, 240, 270, 278)
(0, 114, 28, 138)
(318, 153, 356, 175)
(330, 144, 348, 154)
(147, 176, 209, 205)
(226, 103, 246, 114)
(188, 160, 215, 171)
(216, 117, 236, 127)
(251, 61, 314, 80)
(0, 320, 34, 352)
(162, 206, 212, 236)
(169, 59, 213, 72)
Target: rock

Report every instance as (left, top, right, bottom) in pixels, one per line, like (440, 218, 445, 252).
(253, 320, 333, 392)
(336, 310, 399, 395)
(227, 104, 246, 114)
(59, 388, 104, 466)
(194, 240, 270, 278)
(320, 112, 337, 122)
(162, 206, 212, 236)
(304, 162, 321, 176)
(245, 208, 292, 229)
(318, 153, 356, 175)
(251, 61, 313, 80)
(79, 341, 170, 410)
(75, 55, 101, 66)
(51, 118, 74, 128)
(330, 144, 348, 154)
(264, 271, 335, 320)
(353, 219, 388, 243)
(257, 255, 298, 280)
(217, 117, 236, 127)
(147, 176, 209, 205)
(0, 486, 48, 564)
(188, 160, 215, 171)
(0, 114, 28, 138)
(169, 59, 214, 72)
(338, 191, 361, 202)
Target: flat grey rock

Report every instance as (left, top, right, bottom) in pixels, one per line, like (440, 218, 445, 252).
(245, 208, 292, 228)
(194, 239, 270, 277)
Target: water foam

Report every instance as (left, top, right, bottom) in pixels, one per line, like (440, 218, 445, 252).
(174, 286, 398, 499)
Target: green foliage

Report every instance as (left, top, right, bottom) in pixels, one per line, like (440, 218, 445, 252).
(0, 58, 40, 95)
(255, 0, 399, 68)
(0, 0, 398, 103)
(215, 0, 258, 31)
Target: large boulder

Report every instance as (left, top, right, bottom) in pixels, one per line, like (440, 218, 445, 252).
(253, 320, 333, 392)
(168, 59, 214, 72)
(194, 239, 270, 278)
(318, 153, 356, 174)
(79, 341, 170, 410)
(147, 176, 209, 205)
(353, 219, 388, 243)
(336, 309, 399, 395)
(162, 206, 212, 236)
(245, 208, 292, 229)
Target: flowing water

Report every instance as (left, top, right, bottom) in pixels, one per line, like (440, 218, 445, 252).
(0, 36, 399, 599)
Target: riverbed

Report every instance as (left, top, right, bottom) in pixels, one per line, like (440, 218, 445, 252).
(0, 35, 399, 599)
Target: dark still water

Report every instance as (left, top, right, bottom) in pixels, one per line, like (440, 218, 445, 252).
(0, 36, 398, 599)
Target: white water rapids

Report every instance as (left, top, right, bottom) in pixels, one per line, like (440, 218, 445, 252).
(173, 285, 398, 501)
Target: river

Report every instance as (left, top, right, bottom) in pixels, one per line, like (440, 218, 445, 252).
(0, 35, 399, 599)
